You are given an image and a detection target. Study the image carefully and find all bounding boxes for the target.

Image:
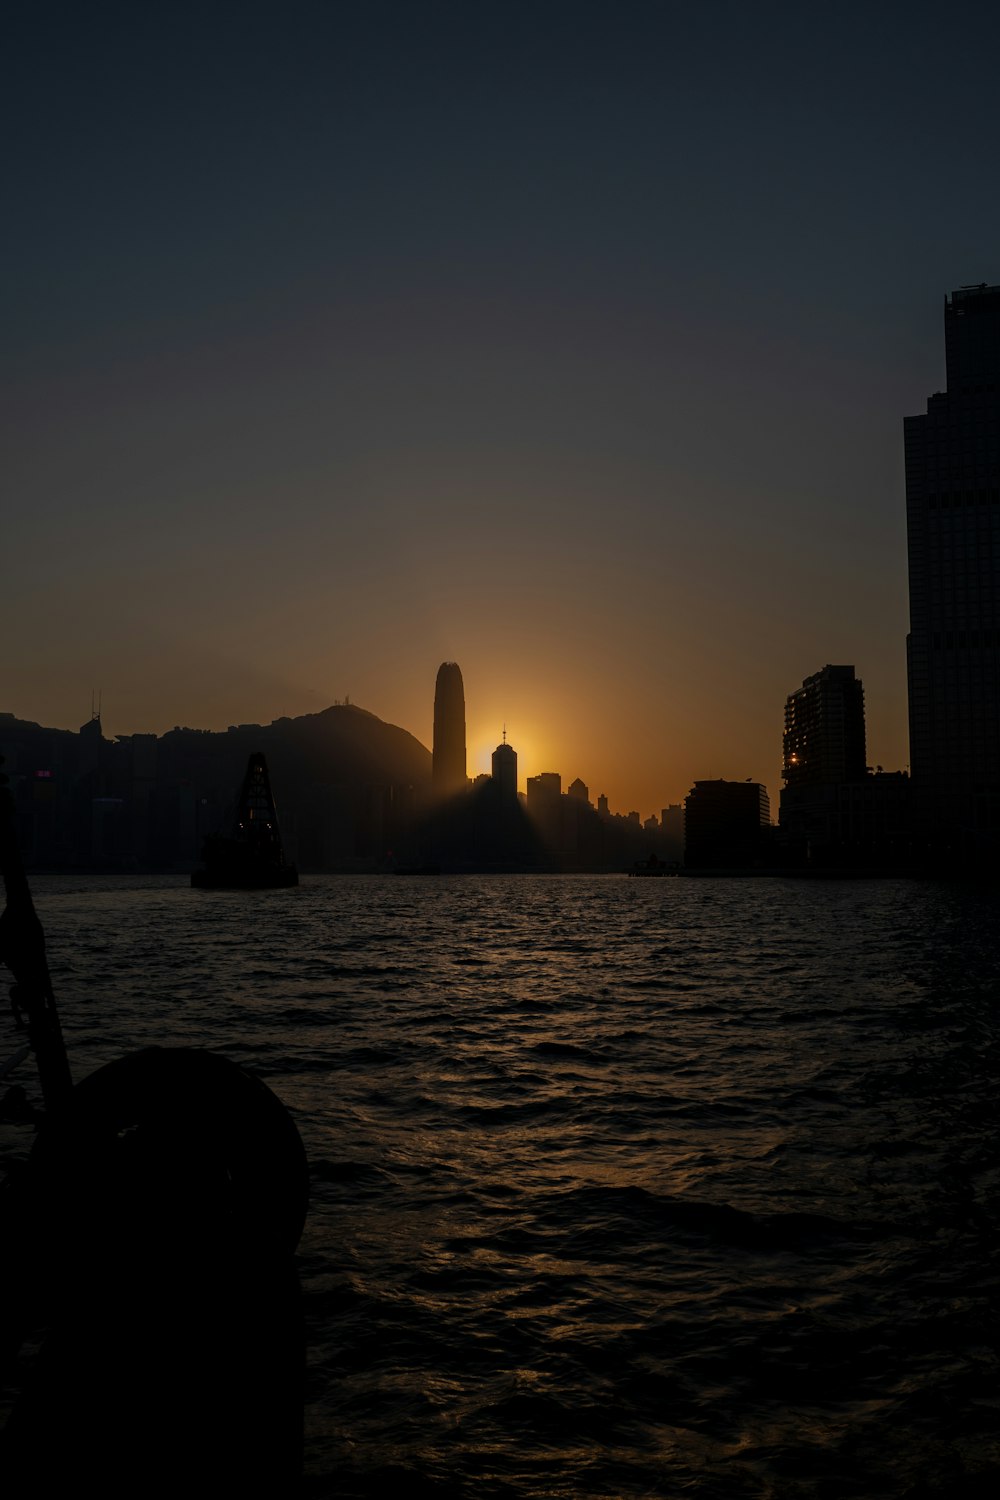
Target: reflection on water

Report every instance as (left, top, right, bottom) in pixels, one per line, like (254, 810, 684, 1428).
(10, 874, 1000, 1497)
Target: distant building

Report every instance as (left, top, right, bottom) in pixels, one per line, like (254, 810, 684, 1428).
(906, 283, 1000, 859)
(78, 709, 103, 779)
(684, 779, 771, 868)
(567, 777, 589, 804)
(491, 737, 518, 804)
(432, 662, 467, 796)
(532, 772, 561, 797)
(597, 793, 609, 819)
(526, 772, 562, 849)
(660, 804, 684, 862)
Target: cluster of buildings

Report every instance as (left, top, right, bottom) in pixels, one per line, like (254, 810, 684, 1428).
(3, 285, 999, 874)
(683, 664, 909, 870)
(684, 282, 1000, 872)
(430, 654, 908, 872)
(427, 662, 671, 869)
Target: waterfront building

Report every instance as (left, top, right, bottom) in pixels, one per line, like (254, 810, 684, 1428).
(432, 662, 467, 796)
(783, 665, 866, 788)
(684, 779, 771, 868)
(780, 665, 910, 865)
(905, 284, 1000, 857)
(779, 664, 866, 856)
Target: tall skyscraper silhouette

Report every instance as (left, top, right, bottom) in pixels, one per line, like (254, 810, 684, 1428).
(491, 734, 517, 804)
(905, 284, 1000, 856)
(432, 662, 467, 796)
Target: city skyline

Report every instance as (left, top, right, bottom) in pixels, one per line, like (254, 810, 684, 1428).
(7, 4, 1000, 812)
(0, 650, 893, 826)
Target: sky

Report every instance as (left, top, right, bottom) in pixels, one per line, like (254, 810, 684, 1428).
(5, 0, 1000, 815)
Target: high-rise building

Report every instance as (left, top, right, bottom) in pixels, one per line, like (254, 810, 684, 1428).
(782, 665, 866, 789)
(491, 737, 518, 804)
(778, 665, 899, 863)
(432, 662, 467, 796)
(905, 284, 1000, 856)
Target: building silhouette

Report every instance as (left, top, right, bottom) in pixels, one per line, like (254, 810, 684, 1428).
(432, 661, 467, 797)
(783, 665, 866, 787)
(684, 779, 771, 868)
(491, 735, 518, 804)
(906, 284, 1000, 859)
(779, 666, 910, 865)
(659, 804, 684, 863)
(526, 772, 562, 850)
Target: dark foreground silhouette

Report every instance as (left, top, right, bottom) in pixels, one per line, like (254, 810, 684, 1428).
(0, 760, 309, 1496)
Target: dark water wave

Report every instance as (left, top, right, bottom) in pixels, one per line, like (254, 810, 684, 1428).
(9, 873, 1000, 1497)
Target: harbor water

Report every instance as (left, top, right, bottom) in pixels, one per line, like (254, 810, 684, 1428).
(6, 873, 999, 1497)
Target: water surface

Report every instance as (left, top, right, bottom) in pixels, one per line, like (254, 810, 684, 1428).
(10, 874, 1000, 1497)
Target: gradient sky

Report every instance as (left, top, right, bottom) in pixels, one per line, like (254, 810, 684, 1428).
(6, 1, 1000, 815)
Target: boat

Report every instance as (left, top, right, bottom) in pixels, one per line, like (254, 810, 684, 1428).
(628, 853, 679, 876)
(192, 751, 298, 888)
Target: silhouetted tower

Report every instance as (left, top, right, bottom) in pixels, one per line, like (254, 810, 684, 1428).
(491, 729, 517, 804)
(783, 666, 866, 788)
(906, 284, 1000, 856)
(432, 662, 467, 796)
(78, 694, 103, 779)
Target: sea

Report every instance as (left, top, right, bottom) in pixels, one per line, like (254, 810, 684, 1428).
(5, 873, 1000, 1498)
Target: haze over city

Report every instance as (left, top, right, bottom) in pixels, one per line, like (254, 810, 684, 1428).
(7, 1, 1000, 812)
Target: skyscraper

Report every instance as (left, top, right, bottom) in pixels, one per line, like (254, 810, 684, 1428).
(782, 665, 866, 789)
(491, 736, 517, 804)
(432, 662, 467, 796)
(905, 284, 1000, 856)
(779, 665, 870, 860)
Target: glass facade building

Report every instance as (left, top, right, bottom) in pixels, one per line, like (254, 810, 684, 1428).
(905, 285, 1000, 857)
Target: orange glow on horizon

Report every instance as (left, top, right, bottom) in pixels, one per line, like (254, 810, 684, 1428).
(469, 725, 553, 793)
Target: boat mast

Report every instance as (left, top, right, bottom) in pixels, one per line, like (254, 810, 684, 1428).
(0, 758, 73, 1111)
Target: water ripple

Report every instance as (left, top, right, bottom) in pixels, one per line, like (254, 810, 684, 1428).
(9, 872, 1000, 1498)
